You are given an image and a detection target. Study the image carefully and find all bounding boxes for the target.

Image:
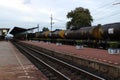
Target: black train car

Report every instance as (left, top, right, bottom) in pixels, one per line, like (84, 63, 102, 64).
(14, 33, 26, 40)
(64, 26, 99, 40)
(15, 33, 35, 40)
(65, 23, 120, 41)
(65, 29, 77, 39)
(34, 22, 120, 48)
(64, 23, 120, 48)
(78, 27, 93, 40)
(27, 33, 35, 40)
(101, 23, 120, 41)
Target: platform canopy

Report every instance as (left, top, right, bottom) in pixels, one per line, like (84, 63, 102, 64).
(10, 26, 39, 35)
(9, 27, 27, 35)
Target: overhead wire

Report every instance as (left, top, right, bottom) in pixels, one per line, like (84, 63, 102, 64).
(92, 0, 120, 23)
(95, 10, 120, 21)
(92, 0, 118, 14)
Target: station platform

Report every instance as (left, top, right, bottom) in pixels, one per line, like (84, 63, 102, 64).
(21, 41, 120, 67)
(0, 41, 47, 80)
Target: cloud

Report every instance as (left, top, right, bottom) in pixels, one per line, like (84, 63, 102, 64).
(23, 0, 31, 4)
(0, 0, 32, 13)
(0, 0, 120, 29)
(21, 16, 35, 22)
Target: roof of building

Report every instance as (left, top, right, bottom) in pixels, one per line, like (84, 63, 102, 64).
(0, 28, 10, 30)
(9, 27, 27, 35)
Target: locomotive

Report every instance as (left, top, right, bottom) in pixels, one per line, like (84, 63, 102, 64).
(14, 22, 120, 49)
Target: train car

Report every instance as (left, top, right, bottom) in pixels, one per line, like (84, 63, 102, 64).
(90, 25, 103, 40)
(27, 33, 35, 40)
(15, 33, 26, 40)
(14, 33, 35, 40)
(78, 27, 92, 40)
(31, 22, 120, 49)
(64, 23, 120, 48)
(51, 29, 65, 39)
(38, 31, 51, 38)
(65, 29, 77, 39)
(84, 23, 120, 48)
(35, 32, 40, 38)
(65, 27, 93, 40)
(101, 23, 120, 41)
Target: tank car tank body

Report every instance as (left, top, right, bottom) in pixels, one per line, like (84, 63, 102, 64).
(51, 30, 65, 39)
(101, 23, 120, 41)
(33, 22, 120, 49)
(64, 26, 102, 40)
(39, 31, 51, 38)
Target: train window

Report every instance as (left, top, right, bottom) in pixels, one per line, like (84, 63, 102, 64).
(108, 28, 114, 34)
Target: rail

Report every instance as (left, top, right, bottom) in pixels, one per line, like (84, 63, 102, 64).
(13, 42, 105, 80)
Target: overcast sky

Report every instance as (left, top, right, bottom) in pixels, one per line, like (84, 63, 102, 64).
(0, 0, 120, 31)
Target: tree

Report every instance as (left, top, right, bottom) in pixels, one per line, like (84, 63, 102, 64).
(66, 7, 93, 29)
(42, 27, 49, 31)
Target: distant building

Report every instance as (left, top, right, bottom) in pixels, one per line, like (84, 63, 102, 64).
(0, 28, 9, 40)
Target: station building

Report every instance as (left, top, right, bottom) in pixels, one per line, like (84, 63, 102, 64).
(0, 28, 9, 40)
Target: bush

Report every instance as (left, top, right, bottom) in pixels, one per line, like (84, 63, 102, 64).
(108, 42, 119, 48)
(56, 39, 61, 43)
(76, 40, 83, 45)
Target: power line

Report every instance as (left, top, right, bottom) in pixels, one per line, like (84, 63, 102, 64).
(50, 14, 54, 31)
(92, 0, 120, 22)
(54, 18, 67, 22)
(91, 0, 119, 15)
(95, 12, 120, 21)
(92, 0, 117, 11)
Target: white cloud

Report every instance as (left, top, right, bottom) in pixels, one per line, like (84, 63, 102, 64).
(0, 0, 119, 29)
(0, 0, 32, 12)
(38, 8, 56, 15)
(21, 16, 35, 22)
(23, 0, 31, 4)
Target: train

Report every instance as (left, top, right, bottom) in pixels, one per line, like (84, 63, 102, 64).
(14, 22, 120, 49)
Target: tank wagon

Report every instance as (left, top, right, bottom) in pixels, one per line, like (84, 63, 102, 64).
(51, 30, 65, 39)
(64, 23, 120, 48)
(15, 22, 120, 49)
(14, 33, 35, 40)
(101, 23, 120, 41)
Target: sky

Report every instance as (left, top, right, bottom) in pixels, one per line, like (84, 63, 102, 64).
(0, 0, 120, 32)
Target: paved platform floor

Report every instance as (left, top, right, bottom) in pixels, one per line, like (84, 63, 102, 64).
(0, 41, 47, 80)
(21, 41, 120, 67)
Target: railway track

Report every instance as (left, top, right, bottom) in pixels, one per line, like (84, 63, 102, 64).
(13, 41, 105, 80)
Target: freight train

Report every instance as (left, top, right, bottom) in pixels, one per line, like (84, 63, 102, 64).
(14, 22, 120, 49)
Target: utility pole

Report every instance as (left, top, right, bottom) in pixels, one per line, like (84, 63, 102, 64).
(50, 14, 53, 32)
(37, 24, 39, 32)
(50, 14, 54, 42)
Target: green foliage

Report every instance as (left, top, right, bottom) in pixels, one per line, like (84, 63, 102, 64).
(76, 40, 83, 45)
(108, 42, 119, 48)
(42, 27, 49, 32)
(31, 38, 39, 40)
(66, 7, 93, 29)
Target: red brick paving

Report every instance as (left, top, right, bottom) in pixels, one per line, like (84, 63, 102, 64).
(21, 41, 120, 66)
(0, 41, 48, 80)
(0, 65, 47, 80)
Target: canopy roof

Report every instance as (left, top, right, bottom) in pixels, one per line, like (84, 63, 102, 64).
(10, 27, 27, 35)
(10, 26, 39, 35)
